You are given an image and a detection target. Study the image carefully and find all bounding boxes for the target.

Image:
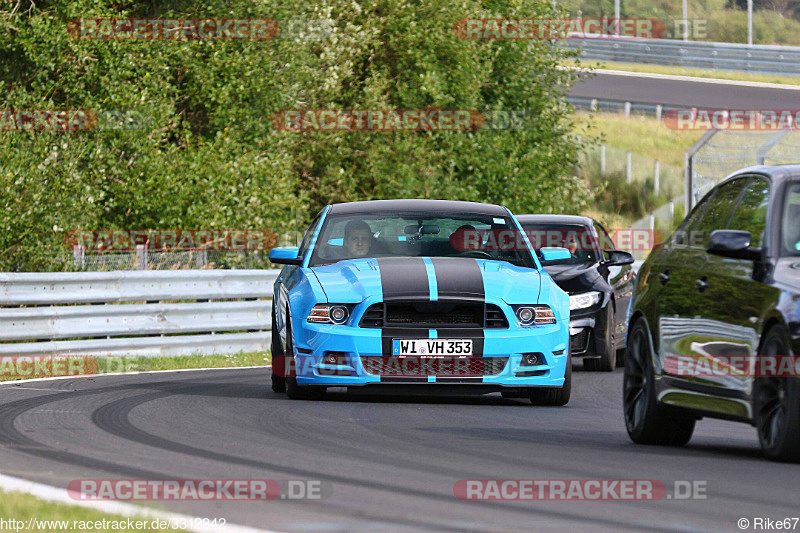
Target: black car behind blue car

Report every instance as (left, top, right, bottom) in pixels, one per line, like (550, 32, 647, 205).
(517, 215, 636, 371)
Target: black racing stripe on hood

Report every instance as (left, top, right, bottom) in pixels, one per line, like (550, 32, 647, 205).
(430, 257, 485, 301)
(377, 257, 430, 301)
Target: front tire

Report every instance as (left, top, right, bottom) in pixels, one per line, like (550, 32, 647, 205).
(270, 310, 286, 393)
(623, 319, 695, 446)
(529, 352, 571, 406)
(754, 325, 800, 462)
(283, 317, 326, 401)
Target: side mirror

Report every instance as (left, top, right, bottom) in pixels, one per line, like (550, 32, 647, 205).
(707, 230, 761, 260)
(269, 246, 302, 266)
(602, 249, 635, 266)
(540, 247, 571, 262)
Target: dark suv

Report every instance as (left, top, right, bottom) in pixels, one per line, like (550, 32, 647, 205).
(624, 166, 800, 461)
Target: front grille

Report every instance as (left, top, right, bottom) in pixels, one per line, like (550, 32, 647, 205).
(358, 301, 509, 329)
(484, 304, 509, 329)
(359, 304, 384, 328)
(360, 356, 508, 377)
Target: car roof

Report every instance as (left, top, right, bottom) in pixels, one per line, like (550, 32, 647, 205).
(720, 164, 800, 185)
(515, 214, 594, 227)
(328, 199, 510, 217)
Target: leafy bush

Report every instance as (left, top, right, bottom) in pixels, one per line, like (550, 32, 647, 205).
(1, 0, 590, 271)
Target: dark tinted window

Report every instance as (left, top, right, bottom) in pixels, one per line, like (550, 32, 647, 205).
(519, 222, 599, 264)
(728, 177, 770, 248)
(692, 178, 750, 248)
(674, 189, 714, 246)
(782, 182, 800, 256)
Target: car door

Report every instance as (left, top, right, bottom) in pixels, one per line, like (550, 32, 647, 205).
(657, 178, 749, 379)
(701, 176, 780, 399)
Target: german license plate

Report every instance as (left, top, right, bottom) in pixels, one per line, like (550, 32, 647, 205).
(392, 339, 473, 356)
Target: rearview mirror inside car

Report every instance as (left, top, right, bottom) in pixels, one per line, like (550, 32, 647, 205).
(404, 224, 440, 235)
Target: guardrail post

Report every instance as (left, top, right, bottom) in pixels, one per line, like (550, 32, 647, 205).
(654, 160, 660, 194)
(624, 101, 631, 119)
(668, 201, 674, 227)
(626, 152, 632, 183)
(600, 143, 606, 176)
(655, 104, 662, 122)
(590, 98, 597, 112)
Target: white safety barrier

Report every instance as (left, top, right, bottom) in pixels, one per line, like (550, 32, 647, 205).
(0, 270, 281, 357)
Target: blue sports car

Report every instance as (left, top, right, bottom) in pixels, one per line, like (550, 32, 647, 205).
(268, 199, 572, 404)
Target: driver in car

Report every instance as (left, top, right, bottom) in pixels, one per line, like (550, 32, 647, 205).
(343, 220, 374, 257)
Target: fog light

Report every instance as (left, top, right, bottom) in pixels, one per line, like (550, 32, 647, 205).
(522, 353, 542, 366)
(323, 353, 342, 364)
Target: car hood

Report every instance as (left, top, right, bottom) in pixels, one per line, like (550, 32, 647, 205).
(542, 262, 601, 293)
(310, 257, 542, 304)
(774, 257, 800, 292)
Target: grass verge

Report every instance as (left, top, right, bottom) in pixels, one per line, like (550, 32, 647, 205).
(0, 489, 186, 532)
(0, 352, 271, 382)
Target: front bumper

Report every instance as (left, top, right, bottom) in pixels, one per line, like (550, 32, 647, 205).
(568, 305, 609, 358)
(290, 320, 569, 388)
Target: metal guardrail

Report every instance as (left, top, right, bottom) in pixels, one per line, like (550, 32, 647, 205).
(564, 37, 800, 76)
(0, 270, 280, 357)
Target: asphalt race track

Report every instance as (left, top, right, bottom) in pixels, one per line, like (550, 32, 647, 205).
(1, 367, 797, 532)
(569, 70, 800, 108)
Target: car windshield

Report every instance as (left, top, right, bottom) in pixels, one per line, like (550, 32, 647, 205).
(308, 212, 536, 268)
(519, 222, 600, 264)
(782, 181, 800, 257)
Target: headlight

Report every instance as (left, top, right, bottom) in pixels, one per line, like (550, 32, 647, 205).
(307, 304, 351, 324)
(569, 291, 601, 311)
(512, 305, 557, 325)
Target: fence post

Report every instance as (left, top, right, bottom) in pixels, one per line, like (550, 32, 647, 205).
(73, 245, 85, 270)
(600, 143, 606, 176)
(626, 151, 632, 183)
(136, 244, 147, 270)
(654, 160, 660, 194)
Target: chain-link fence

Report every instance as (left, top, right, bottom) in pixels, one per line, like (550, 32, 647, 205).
(690, 130, 800, 207)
